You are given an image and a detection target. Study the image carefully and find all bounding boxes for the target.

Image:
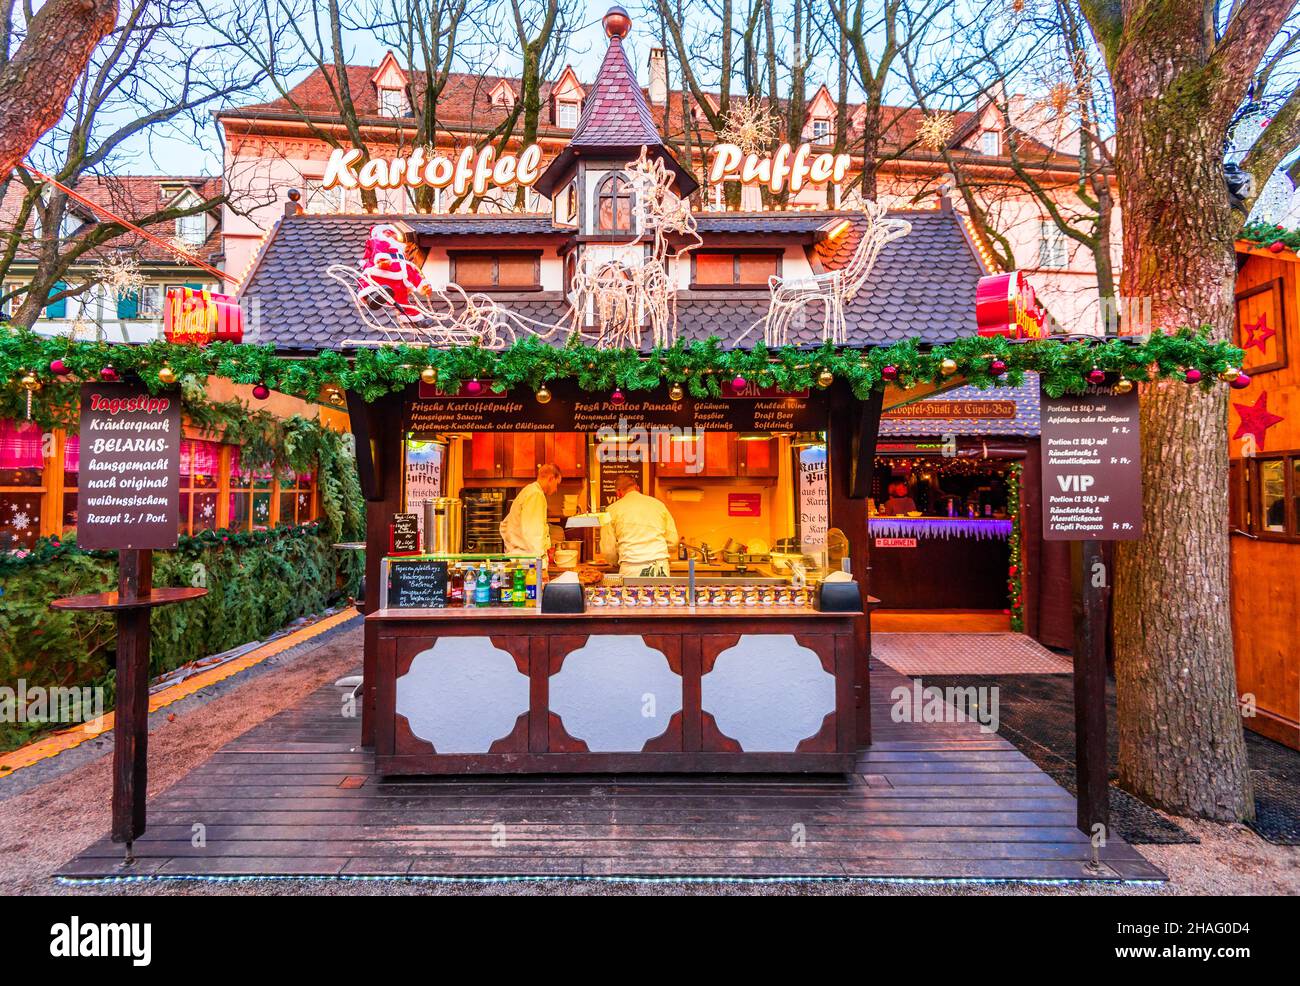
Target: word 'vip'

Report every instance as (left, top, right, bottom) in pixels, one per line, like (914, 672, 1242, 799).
(1056, 475, 1095, 492)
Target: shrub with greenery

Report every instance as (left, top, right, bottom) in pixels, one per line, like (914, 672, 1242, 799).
(0, 409, 364, 753)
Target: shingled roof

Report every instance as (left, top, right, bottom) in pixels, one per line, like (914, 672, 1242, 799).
(237, 207, 984, 354)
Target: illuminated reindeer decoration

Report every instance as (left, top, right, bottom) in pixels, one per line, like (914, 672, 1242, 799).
(568, 148, 702, 348)
(761, 199, 912, 346)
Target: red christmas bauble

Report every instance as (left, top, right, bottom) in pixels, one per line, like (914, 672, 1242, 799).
(881, 364, 899, 381)
(1008, 565, 1018, 577)
(252, 383, 270, 400)
(731, 375, 748, 392)
(464, 378, 483, 396)
(1184, 368, 1202, 384)
(989, 359, 1007, 376)
(1086, 368, 1107, 385)
(49, 359, 69, 376)
(100, 365, 118, 382)
(610, 388, 626, 405)
(1269, 241, 1286, 253)
(1231, 372, 1252, 389)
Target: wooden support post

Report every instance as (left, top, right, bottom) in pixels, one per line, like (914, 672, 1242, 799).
(112, 549, 153, 856)
(1071, 539, 1109, 838)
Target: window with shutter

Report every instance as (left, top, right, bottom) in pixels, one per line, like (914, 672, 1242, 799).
(45, 282, 67, 318)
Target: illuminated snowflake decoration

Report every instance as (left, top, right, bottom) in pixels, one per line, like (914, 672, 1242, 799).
(718, 100, 778, 155)
(91, 253, 145, 300)
(11, 510, 30, 531)
(917, 113, 955, 151)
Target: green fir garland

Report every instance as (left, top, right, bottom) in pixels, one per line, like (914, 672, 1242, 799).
(0, 325, 1245, 408)
(1006, 461, 1024, 633)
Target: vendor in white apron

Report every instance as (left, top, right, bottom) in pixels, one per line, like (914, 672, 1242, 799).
(500, 463, 561, 557)
(600, 473, 678, 578)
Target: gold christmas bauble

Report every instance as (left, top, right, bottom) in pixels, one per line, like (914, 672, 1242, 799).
(1219, 366, 1241, 383)
(1114, 378, 1134, 395)
(157, 365, 177, 385)
(20, 372, 39, 392)
(668, 382, 684, 402)
(816, 368, 834, 389)
(535, 385, 552, 404)
(940, 358, 959, 376)
(420, 365, 438, 385)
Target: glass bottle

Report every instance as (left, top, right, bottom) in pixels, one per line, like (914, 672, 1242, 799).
(448, 565, 464, 607)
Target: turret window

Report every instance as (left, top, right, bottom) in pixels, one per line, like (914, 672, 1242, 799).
(596, 173, 636, 233)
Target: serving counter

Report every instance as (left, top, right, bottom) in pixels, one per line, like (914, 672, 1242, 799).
(369, 605, 863, 774)
(867, 517, 1012, 609)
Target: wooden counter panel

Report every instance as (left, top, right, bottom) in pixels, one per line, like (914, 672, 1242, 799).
(371, 612, 865, 774)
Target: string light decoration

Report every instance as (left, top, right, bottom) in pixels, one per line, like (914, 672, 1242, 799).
(568, 148, 703, 349)
(917, 113, 956, 151)
(717, 99, 779, 155)
(90, 253, 145, 301)
(760, 199, 912, 346)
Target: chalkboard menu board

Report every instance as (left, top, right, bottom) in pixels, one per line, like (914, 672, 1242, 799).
(386, 559, 448, 608)
(77, 383, 181, 550)
(390, 512, 420, 554)
(598, 456, 645, 509)
(1041, 389, 1142, 541)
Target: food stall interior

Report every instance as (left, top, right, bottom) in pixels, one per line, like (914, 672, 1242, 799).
(867, 453, 1014, 610)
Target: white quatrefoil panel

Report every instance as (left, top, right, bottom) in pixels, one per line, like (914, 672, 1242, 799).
(395, 638, 529, 753)
(701, 634, 835, 751)
(550, 636, 683, 751)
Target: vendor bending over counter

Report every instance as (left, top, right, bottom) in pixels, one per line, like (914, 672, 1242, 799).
(600, 473, 679, 579)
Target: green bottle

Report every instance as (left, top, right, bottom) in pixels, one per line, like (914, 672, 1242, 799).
(474, 566, 490, 607)
(512, 565, 526, 607)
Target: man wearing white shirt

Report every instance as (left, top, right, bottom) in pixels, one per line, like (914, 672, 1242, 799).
(601, 473, 679, 578)
(500, 463, 561, 556)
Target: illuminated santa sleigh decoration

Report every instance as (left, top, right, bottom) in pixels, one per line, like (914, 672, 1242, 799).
(567, 148, 702, 348)
(328, 222, 554, 350)
(759, 200, 912, 346)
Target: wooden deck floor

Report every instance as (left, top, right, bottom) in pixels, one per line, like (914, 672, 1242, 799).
(57, 662, 1164, 883)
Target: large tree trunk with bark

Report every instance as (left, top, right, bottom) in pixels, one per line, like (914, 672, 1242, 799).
(0, 1, 118, 178)
(1109, 22, 1253, 822)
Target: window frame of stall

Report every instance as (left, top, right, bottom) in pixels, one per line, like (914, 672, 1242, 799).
(0, 417, 320, 545)
(1233, 450, 1300, 542)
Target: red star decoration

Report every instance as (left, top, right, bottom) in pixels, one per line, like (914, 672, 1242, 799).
(1232, 392, 1285, 450)
(1241, 313, 1276, 353)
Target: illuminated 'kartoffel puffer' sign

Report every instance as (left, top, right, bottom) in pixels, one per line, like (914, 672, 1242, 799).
(709, 143, 853, 194)
(322, 145, 544, 197)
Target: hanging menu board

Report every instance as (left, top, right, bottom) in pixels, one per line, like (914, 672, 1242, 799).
(386, 559, 448, 609)
(1041, 389, 1142, 541)
(76, 383, 181, 550)
(797, 445, 829, 554)
(406, 385, 825, 435)
(390, 513, 421, 554)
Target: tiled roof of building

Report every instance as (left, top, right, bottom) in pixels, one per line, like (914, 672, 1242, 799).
(238, 207, 984, 353)
(569, 35, 663, 149)
(403, 216, 570, 237)
(877, 373, 1042, 437)
(0, 175, 223, 266)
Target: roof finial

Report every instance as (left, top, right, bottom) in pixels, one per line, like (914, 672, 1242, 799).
(603, 6, 631, 39)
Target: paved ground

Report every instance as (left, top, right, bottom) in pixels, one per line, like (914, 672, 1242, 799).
(873, 632, 1073, 675)
(1, 624, 1295, 896)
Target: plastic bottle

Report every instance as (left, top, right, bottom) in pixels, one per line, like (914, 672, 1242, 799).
(525, 563, 537, 608)
(474, 566, 490, 607)
(513, 565, 526, 607)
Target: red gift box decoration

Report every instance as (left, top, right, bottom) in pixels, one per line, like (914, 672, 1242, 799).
(163, 287, 245, 345)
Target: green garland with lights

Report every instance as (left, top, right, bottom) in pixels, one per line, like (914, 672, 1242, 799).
(1239, 219, 1300, 253)
(0, 325, 1246, 406)
(1006, 461, 1024, 632)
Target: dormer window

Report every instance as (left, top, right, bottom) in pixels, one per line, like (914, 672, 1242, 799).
(980, 129, 1000, 156)
(378, 87, 409, 118)
(177, 211, 206, 244)
(490, 81, 516, 109)
(557, 99, 579, 129)
(811, 118, 831, 143)
(596, 173, 635, 232)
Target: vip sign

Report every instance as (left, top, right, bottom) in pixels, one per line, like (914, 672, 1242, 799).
(709, 143, 852, 194)
(323, 144, 544, 198)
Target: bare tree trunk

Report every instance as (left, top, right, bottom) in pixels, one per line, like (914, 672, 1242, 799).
(1109, 27, 1253, 822)
(0, 0, 118, 177)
